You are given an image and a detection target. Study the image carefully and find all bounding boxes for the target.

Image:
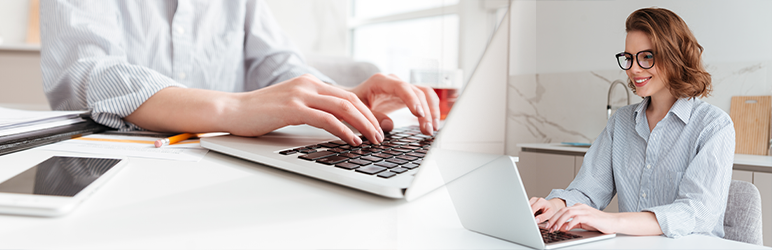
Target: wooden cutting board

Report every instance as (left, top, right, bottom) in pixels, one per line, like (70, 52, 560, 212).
(730, 96, 771, 155)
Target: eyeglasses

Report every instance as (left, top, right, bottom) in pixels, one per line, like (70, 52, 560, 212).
(615, 50, 655, 70)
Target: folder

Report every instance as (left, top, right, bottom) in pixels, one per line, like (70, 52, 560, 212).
(0, 107, 108, 156)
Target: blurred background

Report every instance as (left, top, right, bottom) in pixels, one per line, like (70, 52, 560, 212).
(0, 0, 508, 108)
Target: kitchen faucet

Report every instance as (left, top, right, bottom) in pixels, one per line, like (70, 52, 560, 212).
(607, 79, 631, 119)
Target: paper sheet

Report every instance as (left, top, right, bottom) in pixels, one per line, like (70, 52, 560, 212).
(0, 107, 84, 128)
(39, 134, 209, 162)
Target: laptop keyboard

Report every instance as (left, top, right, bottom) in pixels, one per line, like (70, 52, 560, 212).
(540, 228, 583, 243)
(277, 126, 434, 179)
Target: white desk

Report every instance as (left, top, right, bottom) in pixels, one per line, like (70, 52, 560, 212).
(0, 147, 768, 249)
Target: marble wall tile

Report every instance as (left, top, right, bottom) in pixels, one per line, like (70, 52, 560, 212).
(505, 61, 772, 156)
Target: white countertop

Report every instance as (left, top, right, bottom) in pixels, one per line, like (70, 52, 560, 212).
(0, 44, 41, 52)
(518, 143, 772, 172)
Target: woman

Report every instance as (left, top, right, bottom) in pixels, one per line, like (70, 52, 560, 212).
(529, 7, 735, 238)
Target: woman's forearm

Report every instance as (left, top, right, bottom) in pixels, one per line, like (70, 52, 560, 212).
(124, 87, 242, 133)
(616, 212, 663, 236)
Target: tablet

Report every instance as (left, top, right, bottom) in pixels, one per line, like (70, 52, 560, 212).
(0, 156, 128, 217)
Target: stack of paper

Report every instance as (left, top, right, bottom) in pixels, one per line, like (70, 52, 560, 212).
(0, 107, 87, 137)
(0, 107, 106, 156)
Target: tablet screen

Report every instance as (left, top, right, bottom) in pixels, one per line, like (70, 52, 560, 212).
(0, 156, 122, 197)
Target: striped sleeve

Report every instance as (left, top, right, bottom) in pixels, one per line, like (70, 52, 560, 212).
(242, 0, 335, 90)
(40, 0, 185, 130)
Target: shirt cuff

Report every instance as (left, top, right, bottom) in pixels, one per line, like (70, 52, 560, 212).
(643, 204, 694, 239)
(546, 189, 585, 207)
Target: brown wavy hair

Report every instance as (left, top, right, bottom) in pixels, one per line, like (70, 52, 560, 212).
(625, 8, 712, 98)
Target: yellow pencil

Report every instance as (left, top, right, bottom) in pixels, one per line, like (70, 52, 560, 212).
(154, 133, 196, 148)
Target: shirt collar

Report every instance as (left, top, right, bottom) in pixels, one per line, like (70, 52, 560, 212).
(633, 96, 693, 125)
(670, 97, 694, 124)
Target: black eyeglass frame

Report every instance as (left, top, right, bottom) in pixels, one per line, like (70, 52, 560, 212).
(615, 50, 655, 70)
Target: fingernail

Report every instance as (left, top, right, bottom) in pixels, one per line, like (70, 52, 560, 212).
(376, 132, 383, 144)
(415, 105, 425, 117)
(424, 122, 433, 134)
(353, 136, 362, 146)
(433, 118, 439, 130)
(380, 119, 393, 132)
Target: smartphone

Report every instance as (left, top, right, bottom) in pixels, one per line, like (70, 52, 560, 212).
(0, 156, 127, 217)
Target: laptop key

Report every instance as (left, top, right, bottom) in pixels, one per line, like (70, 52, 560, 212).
(371, 153, 393, 159)
(377, 171, 397, 179)
(298, 150, 336, 160)
(390, 167, 408, 174)
(386, 158, 408, 165)
(335, 162, 360, 170)
(360, 156, 382, 162)
(316, 156, 349, 165)
(402, 163, 419, 169)
(413, 159, 423, 164)
(396, 155, 418, 161)
(349, 150, 369, 156)
(372, 145, 391, 150)
(319, 143, 339, 148)
(383, 150, 402, 155)
(327, 148, 348, 153)
(338, 153, 360, 159)
(279, 150, 297, 155)
(349, 159, 373, 165)
(356, 165, 386, 175)
(375, 162, 398, 169)
(298, 148, 318, 154)
(407, 152, 425, 157)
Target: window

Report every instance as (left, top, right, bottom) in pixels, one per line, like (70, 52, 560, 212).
(349, 0, 508, 85)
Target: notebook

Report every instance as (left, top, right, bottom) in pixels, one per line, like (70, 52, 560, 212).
(443, 155, 616, 249)
(201, 8, 512, 200)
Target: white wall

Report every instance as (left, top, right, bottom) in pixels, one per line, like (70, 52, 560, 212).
(510, 0, 772, 75)
(264, 0, 348, 57)
(0, 0, 30, 45)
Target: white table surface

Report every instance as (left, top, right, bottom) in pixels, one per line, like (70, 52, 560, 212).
(0, 147, 768, 249)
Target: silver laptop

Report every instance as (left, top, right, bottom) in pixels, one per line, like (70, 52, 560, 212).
(442, 155, 615, 249)
(201, 4, 513, 201)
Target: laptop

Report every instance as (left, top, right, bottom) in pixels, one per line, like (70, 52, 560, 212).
(201, 5, 512, 201)
(442, 155, 616, 249)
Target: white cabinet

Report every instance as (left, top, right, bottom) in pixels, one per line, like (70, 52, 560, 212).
(518, 151, 575, 198)
(519, 153, 618, 212)
(755, 172, 772, 246)
(732, 170, 754, 183)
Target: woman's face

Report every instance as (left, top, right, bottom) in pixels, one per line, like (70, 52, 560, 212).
(625, 30, 669, 99)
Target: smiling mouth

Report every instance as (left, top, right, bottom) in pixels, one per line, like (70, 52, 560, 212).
(634, 77, 652, 87)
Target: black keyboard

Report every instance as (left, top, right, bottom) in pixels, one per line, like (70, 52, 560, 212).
(277, 126, 434, 179)
(540, 228, 583, 243)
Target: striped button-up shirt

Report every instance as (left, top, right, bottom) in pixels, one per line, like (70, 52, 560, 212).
(40, 0, 333, 130)
(546, 97, 735, 238)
